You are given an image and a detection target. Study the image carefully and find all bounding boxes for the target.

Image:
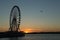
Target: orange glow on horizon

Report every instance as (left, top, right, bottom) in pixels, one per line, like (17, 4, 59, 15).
(21, 29, 33, 33)
(20, 28, 43, 33)
(24, 30, 30, 33)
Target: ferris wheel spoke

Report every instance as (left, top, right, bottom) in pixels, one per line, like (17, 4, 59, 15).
(10, 5, 21, 32)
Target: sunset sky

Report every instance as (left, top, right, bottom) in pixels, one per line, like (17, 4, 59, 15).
(0, 0, 60, 32)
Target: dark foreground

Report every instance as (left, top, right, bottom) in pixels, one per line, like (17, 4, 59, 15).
(0, 32, 60, 38)
(0, 34, 60, 40)
(0, 31, 25, 38)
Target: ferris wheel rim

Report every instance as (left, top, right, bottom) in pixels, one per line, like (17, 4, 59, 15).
(9, 5, 21, 31)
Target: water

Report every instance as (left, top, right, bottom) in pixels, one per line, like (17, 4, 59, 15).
(0, 34, 60, 40)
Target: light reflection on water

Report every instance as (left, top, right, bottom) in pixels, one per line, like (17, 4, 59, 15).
(0, 34, 60, 40)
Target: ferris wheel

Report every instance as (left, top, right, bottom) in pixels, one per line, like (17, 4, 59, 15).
(9, 5, 21, 32)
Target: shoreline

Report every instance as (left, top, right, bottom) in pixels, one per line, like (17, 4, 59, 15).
(25, 32, 60, 34)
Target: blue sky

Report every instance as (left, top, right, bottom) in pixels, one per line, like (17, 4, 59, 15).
(0, 0, 60, 32)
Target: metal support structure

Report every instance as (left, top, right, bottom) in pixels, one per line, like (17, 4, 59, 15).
(9, 5, 21, 32)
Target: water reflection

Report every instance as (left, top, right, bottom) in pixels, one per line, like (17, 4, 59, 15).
(9, 37, 24, 40)
(9, 37, 18, 40)
(0, 34, 60, 40)
(9, 36, 32, 40)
